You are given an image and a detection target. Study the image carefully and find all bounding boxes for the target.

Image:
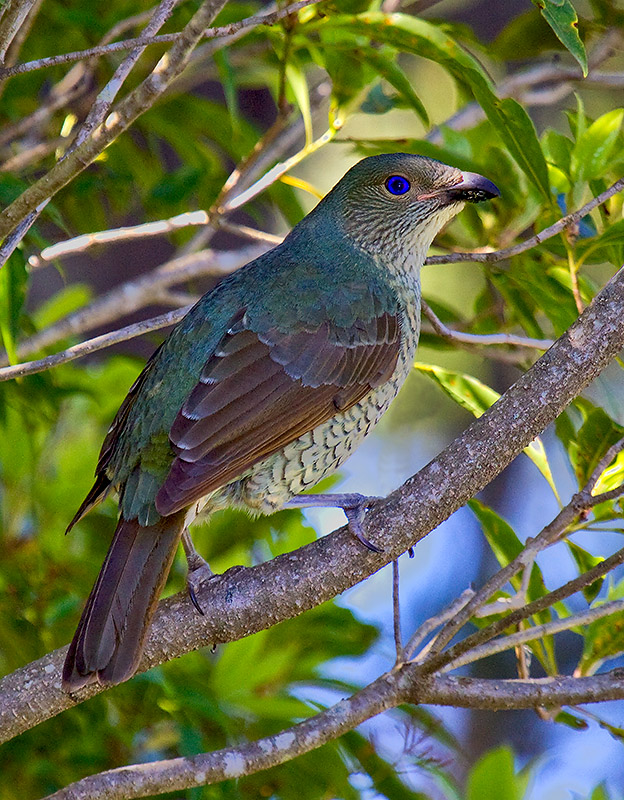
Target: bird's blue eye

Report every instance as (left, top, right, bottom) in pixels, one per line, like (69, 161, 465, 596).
(385, 175, 410, 195)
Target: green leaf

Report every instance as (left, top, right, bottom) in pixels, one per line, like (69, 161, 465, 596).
(592, 448, 624, 496)
(554, 710, 589, 729)
(0, 250, 28, 365)
(466, 746, 519, 800)
(286, 61, 313, 146)
(322, 14, 551, 201)
(414, 363, 560, 501)
(532, 0, 588, 76)
(413, 362, 499, 417)
(579, 603, 624, 676)
(32, 285, 92, 330)
(542, 128, 573, 175)
(353, 47, 429, 126)
(574, 407, 624, 488)
(485, 97, 551, 202)
(566, 541, 605, 602)
(571, 108, 624, 182)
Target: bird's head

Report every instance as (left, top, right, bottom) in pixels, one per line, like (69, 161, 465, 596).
(319, 153, 499, 265)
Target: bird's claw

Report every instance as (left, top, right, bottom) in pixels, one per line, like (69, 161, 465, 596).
(186, 557, 213, 616)
(342, 495, 384, 554)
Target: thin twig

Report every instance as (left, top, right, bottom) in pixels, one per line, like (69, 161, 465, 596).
(421, 301, 553, 351)
(8, 247, 264, 365)
(426, 437, 624, 658)
(0, 0, 322, 81)
(440, 599, 624, 673)
(402, 588, 475, 661)
(392, 560, 402, 665)
(0, 307, 191, 382)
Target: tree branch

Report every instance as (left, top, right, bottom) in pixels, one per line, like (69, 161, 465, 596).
(0, 0, 322, 81)
(5, 246, 266, 368)
(42, 666, 624, 799)
(2, 265, 624, 745)
(0, 0, 230, 239)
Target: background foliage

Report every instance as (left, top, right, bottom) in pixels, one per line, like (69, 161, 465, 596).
(1, 0, 624, 797)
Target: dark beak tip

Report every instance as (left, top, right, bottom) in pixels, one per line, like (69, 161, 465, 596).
(454, 171, 500, 203)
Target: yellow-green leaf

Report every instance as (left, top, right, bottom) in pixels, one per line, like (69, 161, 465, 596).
(415, 363, 560, 502)
(571, 108, 624, 182)
(532, 0, 588, 76)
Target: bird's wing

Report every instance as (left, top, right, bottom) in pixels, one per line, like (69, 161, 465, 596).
(155, 308, 401, 515)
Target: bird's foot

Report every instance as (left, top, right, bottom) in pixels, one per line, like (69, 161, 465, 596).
(182, 529, 213, 615)
(285, 492, 383, 553)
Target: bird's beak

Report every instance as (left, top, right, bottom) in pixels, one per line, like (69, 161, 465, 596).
(447, 171, 500, 204)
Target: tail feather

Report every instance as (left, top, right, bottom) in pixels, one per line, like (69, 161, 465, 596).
(63, 511, 186, 691)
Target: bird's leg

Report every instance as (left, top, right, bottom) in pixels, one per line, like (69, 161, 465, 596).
(284, 493, 383, 553)
(181, 529, 213, 616)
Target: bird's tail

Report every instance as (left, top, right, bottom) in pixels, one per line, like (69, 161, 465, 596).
(62, 511, 186, 691)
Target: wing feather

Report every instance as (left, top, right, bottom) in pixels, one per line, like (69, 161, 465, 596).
(155, 309, 401, 516)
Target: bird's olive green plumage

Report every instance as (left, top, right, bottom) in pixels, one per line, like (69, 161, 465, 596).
(63, 153, 499, 691)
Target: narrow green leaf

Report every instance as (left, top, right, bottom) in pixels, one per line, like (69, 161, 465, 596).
(532, 0, 588, 76)
(0, 250, 28, 365)
(286, 62, 313, 147)
(353, 48, 429, 125)
(485, 97, 551, 202)
(322, 14, 551, 200)
(415, 363, 560, 501)
(566, 540, 605, 602)
(213, 50, 241, 137)
(32, 285, 92, 331)
(571, 108, 624, 182)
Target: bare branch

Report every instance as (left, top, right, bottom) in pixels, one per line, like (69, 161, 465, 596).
(0, 307, 190, 382)
(421, 301, 553, 351)
(0, 0, 322, 82)
(0, 0, 231, 239)
(28, 211, 212, 267)
(41, 665, 624, 799)
(0, 0, 38, 66)
(425, 176, 624, 265)
(8, 246, 265, 366)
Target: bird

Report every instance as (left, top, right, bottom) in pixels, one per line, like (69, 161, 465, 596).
(62, 153, 499, 691)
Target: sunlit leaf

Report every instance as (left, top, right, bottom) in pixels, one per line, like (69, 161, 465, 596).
(415, 363, 560, 501)
(571, 109, 624, 182)
(532, 0, 588, 76)
(467, 746, 520, 800)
